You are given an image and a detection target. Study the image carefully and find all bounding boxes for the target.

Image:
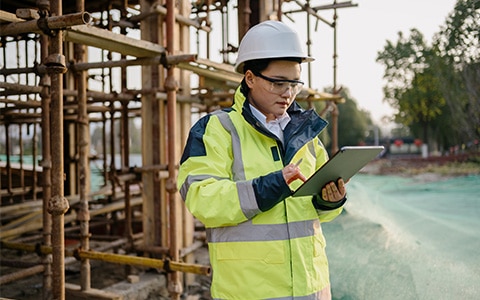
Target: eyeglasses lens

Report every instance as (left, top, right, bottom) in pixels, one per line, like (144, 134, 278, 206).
(269, 82, 303, 95)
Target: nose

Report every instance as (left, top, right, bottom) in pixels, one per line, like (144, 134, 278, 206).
(281, 86, 294, 97)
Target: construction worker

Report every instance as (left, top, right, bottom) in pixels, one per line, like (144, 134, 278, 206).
(178, 20, 347, 299)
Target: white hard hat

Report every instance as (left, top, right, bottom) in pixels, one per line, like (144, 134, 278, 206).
(234, 20, 314, 73)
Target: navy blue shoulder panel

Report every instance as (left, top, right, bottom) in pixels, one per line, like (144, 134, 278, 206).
(179, 108, 234, 164)
(179, 114, 211, 164)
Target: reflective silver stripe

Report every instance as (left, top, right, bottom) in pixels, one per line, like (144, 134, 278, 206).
(207, 219, 319, 243)
(214, 111, 261, 217)
(214, 292, 322, 300)
(236, 180, 261, 219)
(180, 174, 224, 200)
(307, 140, 316, 158)
(266, 293, 323, 300)
(213, 111, 245, 181)
(179, 111, 261, 217)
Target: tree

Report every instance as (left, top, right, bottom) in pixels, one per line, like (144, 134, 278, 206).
(396, 64, 446, 142)
(337, 89, 372, 147)
(376, 29, 446, 147)
(433, 0, 480, 144)
(321, 87, 372, 148)
(376, 0, 480, 153)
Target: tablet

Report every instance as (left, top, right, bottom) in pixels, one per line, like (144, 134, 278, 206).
(292, 146, 384, 197)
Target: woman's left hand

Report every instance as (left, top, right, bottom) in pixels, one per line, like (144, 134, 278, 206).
(321, 178, 346, 202)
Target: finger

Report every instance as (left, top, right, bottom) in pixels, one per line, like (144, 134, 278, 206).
(327, 184, 334, 201)
(322, 187, 327, 200)
(328, 182, 343, 201)
(297, 172, 307, 182)
(337, 179, 345, 195)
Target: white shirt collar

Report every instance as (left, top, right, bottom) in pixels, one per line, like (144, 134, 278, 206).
(249, 104, 291, 143)
(249, 104, 291, 130)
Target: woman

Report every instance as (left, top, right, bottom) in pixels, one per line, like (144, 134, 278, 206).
(178, 20, 347, 299)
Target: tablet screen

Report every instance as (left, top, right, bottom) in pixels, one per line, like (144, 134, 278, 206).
(292, 146, 384, 197)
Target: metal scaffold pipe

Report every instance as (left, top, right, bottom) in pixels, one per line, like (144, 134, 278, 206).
(0, 241, 212, 276)
(0, 12, 91, 37)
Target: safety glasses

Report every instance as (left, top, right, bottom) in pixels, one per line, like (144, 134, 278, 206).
(253, 71, 304, 95)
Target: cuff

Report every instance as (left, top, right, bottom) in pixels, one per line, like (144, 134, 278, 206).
(312, 194, 347, 211)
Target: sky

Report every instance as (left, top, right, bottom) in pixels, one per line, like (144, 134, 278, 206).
(280, 0, 458, 128)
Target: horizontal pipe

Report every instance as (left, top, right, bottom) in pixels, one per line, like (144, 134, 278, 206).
(0, 82, 201, 104)
(0, 241, 211, 276)
(70, 54, 197, 72)
(0, 54, 196, 76)
(0, 12, 91, 37)
(76, 249, 211, 276)
(129, 4, 212, 32)
(0, 264, 45, 285)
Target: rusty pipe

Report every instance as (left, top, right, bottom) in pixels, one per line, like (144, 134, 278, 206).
(0, 265, 45, 285)
(0, 54, 197, 76)
(0, 12, 91, 37)
(0, 241, 211, 276)
(165, 0, 182, 298)
(39, 32, 53, 300)
(47, 1, 68, 299)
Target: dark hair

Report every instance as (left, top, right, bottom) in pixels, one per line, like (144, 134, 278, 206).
(240, 57, 302, 97)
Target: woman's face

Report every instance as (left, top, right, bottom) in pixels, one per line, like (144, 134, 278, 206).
(245, 60, 302, 122)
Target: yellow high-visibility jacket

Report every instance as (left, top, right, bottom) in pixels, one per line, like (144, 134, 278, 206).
(178, 87, 345, 299)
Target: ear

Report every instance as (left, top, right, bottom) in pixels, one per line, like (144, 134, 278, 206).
(245, 70, 255, 88)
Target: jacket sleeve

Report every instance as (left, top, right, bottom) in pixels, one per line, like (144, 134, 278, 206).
(312, 137, 346, 223)
(177, 114, 290, 228)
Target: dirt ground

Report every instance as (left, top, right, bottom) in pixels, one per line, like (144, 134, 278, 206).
(0, 244, 212, 300)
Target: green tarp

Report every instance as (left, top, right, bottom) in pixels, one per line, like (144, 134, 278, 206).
(324, 174, 480, 300)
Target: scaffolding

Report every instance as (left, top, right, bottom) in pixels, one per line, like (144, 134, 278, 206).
(0, 1, 354, 299)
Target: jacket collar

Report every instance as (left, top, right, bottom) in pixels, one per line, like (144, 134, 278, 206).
(232, 86, 328, 162)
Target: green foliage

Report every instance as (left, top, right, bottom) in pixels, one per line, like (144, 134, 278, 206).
(323, 87, 373, 147)
(376, 0, 480, 151)
(337, 90, 372, 147)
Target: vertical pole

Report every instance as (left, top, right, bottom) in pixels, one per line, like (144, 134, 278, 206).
(19, 124, 25, 202)
(47, 0, 69, 298)
(75, 0, 91, 291)
(5, 123, 12, 199)
(306, 0, 312, 86)
(109, 102, 116, 201)
(166, 0, 181, 298)
(32, 122, 38, 201)
(331, 2, 339, 154)
(39, 32, 53, 300)
(121, 101, 133, 243)
(102, 113, 108, 186)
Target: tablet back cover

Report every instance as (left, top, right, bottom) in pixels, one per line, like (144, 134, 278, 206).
(292, 146, 384, 197)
